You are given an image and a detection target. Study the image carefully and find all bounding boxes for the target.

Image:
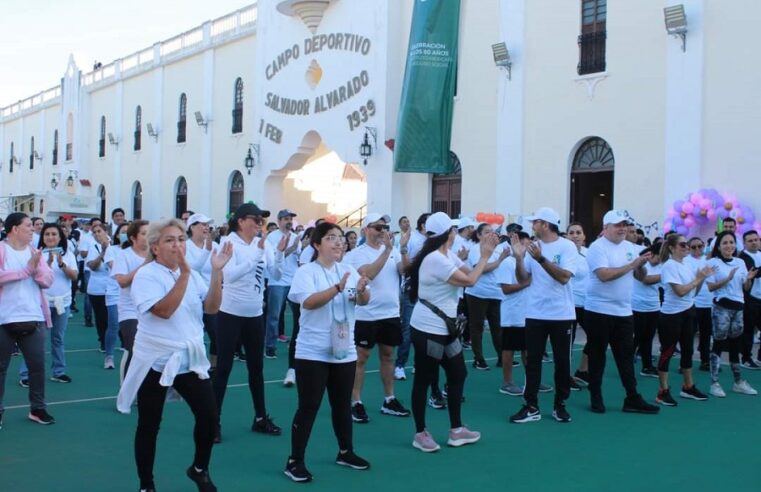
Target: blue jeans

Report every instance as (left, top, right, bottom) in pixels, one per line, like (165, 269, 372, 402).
(20, 307, 69, 378)
(396, 290, 415, 368)
(83, 271, 93, 323)
(265, 285, 290, 351)
(105, 304, 119, 356)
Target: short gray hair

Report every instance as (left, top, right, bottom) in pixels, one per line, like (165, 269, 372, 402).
(146, 218, 185, 260)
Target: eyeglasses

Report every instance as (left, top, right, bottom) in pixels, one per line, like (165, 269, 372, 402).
(690, 244, 704, 250)
(323, 234, 346, 244)
(371, 224, 390, 232)
(677, 242, 689, 248)
(243, 215, 264, 225)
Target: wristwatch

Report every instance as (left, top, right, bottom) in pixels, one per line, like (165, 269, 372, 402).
(537, 256, 547, 264)
(400, 247, 408, 255)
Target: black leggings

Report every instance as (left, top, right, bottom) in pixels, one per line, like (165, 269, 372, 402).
(465, 294, 501, 362)
(695, 307, 712, 364)
(658, 308, 695, 372)
(411, 328, 467, 433)
(287, 302, 302, 370)
(742, 296, 761, 361)
(290, 359, 355, 462)
(119, 319, 138, 376)
(213, 311, 266, 420)
(135, 370, 217, 490)
(633, 310, 659, 370)
(571, 306, 590, 356)
(203, 313, 218, 357)
(88, 294, 107, 346)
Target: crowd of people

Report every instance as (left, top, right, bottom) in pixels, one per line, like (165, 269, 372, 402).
(1, 203, 760, 491)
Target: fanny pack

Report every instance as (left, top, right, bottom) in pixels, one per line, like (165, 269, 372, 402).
(714, 297, 744, 311)
(419, 298, 465, 338)
(3, 321, 39, 337)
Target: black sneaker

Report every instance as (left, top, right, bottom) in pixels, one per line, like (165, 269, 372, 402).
(639, 367, 658, 378)
(264, 349, 277, 359)
(284, 458, 313, 483)
(50, 374, 72, 383)
(741, 359, 761, 370)
(427, 394, 446, 410)
(496, 358, 503, 368)
(552, 404, 572, 423)
(186, 466, 217, 492)
(573, 370, 590, 386)
(381, 398, 411, 417)
(679, 385, 708, 401)
(623, 394, 660, 414)
(335, 450, 370, 470)
(569, 378, 581, 392)
(351, 402, 370, 423)
(590, 393, 606, 414)
(542, 352, 553, 363)
(442, 384, 465, 402)
(509, 404, 541, 423)
(656, 389, 677, 406)
(252, 415, 282, 435)
(462, 341, 472, 351)
(19, 379, 29, 388)
(473, 358, 489, 370)
(28, 408, 56, 425)
(512, 360, 520, 367)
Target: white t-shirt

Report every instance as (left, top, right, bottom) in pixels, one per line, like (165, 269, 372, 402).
(299, 245, 315, 265)
(79, 232, 94, 270)
(0, 245, 45, 324)
(288, 261, 360, 363)
(465, 243, 507, 300)
(45, 250, 77, 305)
(185, 239, 218, 284)
(684, 255, 713, 308)
(452, 235, 472, 258)
(584, 238, 641, 316)
(660, 258, 697, 314)
(523, 237, 578, 321)
(410, 250, 464, 336)
(131, 261, 208, 372)
(496, 257, 526, 327)
(103, 246, 121, 306)
(266, 230, 300, 286)
(86, 243, 110, 295)
(707, 257, 748, 304)
(343, 243, 401, 320)
(632, 262, 662, 313)
(407, 230, 427, 260)
(743, 250, 761, 300)
(112, 247, 147, 321)
(570, 247, 589, 307)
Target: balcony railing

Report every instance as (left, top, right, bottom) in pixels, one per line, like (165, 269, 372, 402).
(177, 121, 187, 143)
(99, 139, 106, 158)
(65, 143, 73, 161)
(232, 108, 243, 134)
(577, 31, 607, 75)
(134, 130, 142, 151)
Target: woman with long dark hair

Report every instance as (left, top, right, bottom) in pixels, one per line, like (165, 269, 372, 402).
(684, 236, 714, 371)
(706, 230, 758, 396)
(284, 222, 370, 482)
(344, 230, 358, 252)
(406, 212, 497, 452)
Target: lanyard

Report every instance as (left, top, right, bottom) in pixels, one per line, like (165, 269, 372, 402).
(320, 264, 349, 323)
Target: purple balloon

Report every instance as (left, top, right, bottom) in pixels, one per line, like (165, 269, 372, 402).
(676, 225, 689, 236)
(717, 208, 730, 220)
(674, 200, 685, 212)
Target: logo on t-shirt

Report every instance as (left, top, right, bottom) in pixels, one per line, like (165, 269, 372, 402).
(626, 253, 634, 261)
(553, 255, 561, 265)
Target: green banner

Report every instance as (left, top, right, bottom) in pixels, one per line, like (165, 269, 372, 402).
(394, 0, 460, 174)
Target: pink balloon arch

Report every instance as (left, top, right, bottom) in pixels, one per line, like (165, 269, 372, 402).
(664, 188, 760, 237)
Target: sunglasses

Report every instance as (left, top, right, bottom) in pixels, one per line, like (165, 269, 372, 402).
(371, 224, 390, 232)
(690, 244, 704, 250)
(677, 242, 689, 248)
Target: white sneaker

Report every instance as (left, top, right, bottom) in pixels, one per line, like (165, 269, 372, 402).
(283, 368, 296, 387)
(447, 426, 480, 447)
(412, 430, 440, 453)
(394, 366, 406, 380)
(732, 380, 758, 395)
(103, 355, 115, 370)
(709, 382, 726, 398)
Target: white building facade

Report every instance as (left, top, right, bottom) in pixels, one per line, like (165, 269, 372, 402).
(1, 0, 759, 237)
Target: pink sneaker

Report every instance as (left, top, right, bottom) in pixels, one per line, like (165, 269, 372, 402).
(278, 335, 290, 343)
(447, 426, 480, 447)
(412, 430, 440, 453)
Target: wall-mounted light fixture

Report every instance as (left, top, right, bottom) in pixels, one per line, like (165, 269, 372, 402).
(359, 127, 377, 166)
(492, 42, 512, 80)
(50, 172, 61, 190)
(244, 144, 260, 175)
(147, 123, 160, 141)
(664, 4, 688, 52)
(195, 111, 209, 133)
(108, 132, 119, 147)
(66, 170, 78, 187)
(33, 150, 43, 161)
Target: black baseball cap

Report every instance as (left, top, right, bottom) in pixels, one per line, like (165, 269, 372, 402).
(235, 203, 270, 219)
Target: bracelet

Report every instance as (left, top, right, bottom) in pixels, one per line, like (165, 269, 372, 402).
(400, 247, 408, 255)
(58, 263, 66, 269)
(537, 256, 546, 264)
(334, 284, 343, 293)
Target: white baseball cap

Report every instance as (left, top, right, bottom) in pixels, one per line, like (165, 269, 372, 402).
(602, 210, 631, 225)
(363, 213, 387, 228)
(187, 213, 214, 226)
(425, 212, 454, 236)
(525, 207, 561, 226)
(457, 217, 476, 230)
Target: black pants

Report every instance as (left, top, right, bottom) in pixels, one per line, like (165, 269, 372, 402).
(658, 308, 695, 372)
(119, 319, 138, 376)
(571, 306, 590, 356)
(411, 328, 466, 433)
(524, 319, 571, 407)
(742, 296, 761, 361)
(695, 307, 712, 364)
(585, 311, 638, 398)
(213, 312, 266, 420)
(287, 302, 302, 369)
(465, 294, 501, 362)
(458, 297, 470, 343)
(633, 310, 659, 370)
(135, 370, 216, 490)
(290, 359, 355, 462)
(89, 294, 107, 347)
(203, 313, 218, 357)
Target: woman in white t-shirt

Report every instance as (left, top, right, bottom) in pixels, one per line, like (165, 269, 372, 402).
(102, 223, 127, 370)
(283, 222, 370, 482)
(19, 223, 78, 384)
(185, 214, 219, 369)
(631, 241, 662, 378)
(406, 212, 497, 453)
(656, 234, 714, 406)
(86, 223, 112, 352)
(706, 231, 758, 397)
(116, 218, 231, 492)
(685, 236, 714, 371)
(567, 222, 591, 387)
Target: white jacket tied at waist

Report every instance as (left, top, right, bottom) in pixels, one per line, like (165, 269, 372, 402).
(116, 331, 210, 414)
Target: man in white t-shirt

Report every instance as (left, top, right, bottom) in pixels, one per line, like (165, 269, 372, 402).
(344, 213, 411, 422)
(584, 210, 659, 415)
(110, 208, 126, 237)
(739, 230, 761, 367)
(509, 207, 577, 424)
(78, 217, 101, 327)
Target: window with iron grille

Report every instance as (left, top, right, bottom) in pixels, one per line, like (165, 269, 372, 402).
(29, 137, 35, 170)
(229, 171, 244, 214)
(178, 93, 187, 143)
(99, 116, 106, 157)
(9, 142, 14, 173)
(134, 106, 142, 151)
(232, 78, 243, 134)
(133, 181, 143, 220)
(52, 130, 58, 165)
(578, 0, 606, 75)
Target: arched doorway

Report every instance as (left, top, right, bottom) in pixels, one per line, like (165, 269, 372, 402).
(228, 171, 244, 214)
(570, 137, 614, 237)
(175, 177, 188, 218)
(97, 185, 106, 221)
(132, 181, 143, 220)
(431, 151, 462, 218)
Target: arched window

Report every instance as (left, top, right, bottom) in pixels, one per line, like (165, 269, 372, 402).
(134, 106, 142, 151)
(177, 93, 187, 143)
(578, 0, 607, 75)
(98, 185, 107, 222)
(52, 130, 59, 165)
(431, 151, 462, 218)
(29, 136, 35, 170)
(229, 171, 244, 214)
(572, 137, 614, 171)
(9, 142, 14, 173)
(232, 78, 243, 134)
(133, 181, 143, 220)
(570, 136, 615, 237)
(99, 116, 106, 157)
(175, 177, 188, 218)
(66, 113, 74, 161)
